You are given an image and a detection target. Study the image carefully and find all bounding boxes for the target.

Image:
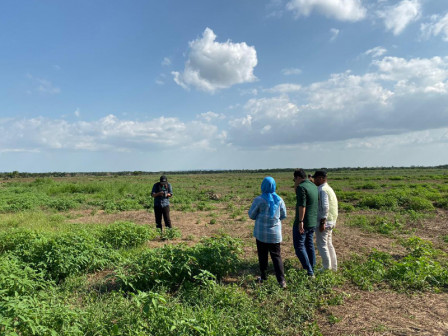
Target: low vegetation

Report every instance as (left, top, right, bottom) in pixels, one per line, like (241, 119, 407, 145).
(0, 167, 447, 335)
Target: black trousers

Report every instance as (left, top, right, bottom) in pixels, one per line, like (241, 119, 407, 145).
(154, 206, 172, 229)
(256, 239, 285, 283)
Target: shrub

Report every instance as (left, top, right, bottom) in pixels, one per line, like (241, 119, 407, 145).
(0, 255, 48, 296)
(344, 238, 448, 292)
(116, 235, 242, 291)
(404, 197, 434, 211)
(0, 291, 84, 336)
(0, 228, 44, 253)
(343, 251, 393, 290)
(98, 221, 156, 249)
(160, 227, 182, 240)
(346, 215, 402, 234)
(193, 234, 243, 279)
(15, 230, 116, 281)
(435, 198, 448, 210)
(102, 199, 141, 212)
(358, 194, 398, 210)
(47, 198, 79, 211)
(355, 182, 380, 190)
(339, 202, 355, 212)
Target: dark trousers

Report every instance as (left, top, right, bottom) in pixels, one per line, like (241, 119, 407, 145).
(154, 206, 172, 229)
(293, 225, 316, 275)
(256, 239, 285, 283)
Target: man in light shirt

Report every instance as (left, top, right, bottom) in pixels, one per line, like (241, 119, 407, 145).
(312, 170, 338, 272)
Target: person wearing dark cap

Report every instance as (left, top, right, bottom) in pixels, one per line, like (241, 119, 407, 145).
(151, 175, 173, 230)
(293, 168, 318, 277)
(312, 170, 338, 272)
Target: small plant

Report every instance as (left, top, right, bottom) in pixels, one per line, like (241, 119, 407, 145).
(160, 227, 182, 240)
(339, 202, 355, 212)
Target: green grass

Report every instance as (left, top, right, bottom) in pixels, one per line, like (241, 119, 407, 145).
(1, 168, 448, 335)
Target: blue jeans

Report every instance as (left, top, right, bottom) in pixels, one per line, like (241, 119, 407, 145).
(293, 225, 316, 275)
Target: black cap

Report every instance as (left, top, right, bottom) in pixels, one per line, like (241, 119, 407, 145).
(160, 175, 167, 183)
(312, 170, 327, 178)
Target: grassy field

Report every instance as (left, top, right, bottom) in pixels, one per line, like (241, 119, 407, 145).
(1, 168, 447, 335)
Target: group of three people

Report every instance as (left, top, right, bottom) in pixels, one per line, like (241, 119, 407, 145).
(249, 168, 338, 289)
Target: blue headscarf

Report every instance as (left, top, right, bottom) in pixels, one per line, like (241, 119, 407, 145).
(260, 176, 281, 218)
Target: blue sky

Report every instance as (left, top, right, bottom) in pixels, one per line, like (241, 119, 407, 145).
(1, 0, 448, 172)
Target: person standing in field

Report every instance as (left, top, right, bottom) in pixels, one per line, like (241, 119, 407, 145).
(151, 175, 173, 231)
(293, 168, 318, 277)
(313, 170, 338, 272)
(248, 176, 287, 288)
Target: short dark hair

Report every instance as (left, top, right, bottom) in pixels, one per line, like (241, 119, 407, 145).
(294, 169, 307, 179)
(312, 170, 327, 178)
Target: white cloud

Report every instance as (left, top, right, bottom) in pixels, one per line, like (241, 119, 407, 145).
(282, 68, 302, 76)
(364, 46, 387, 58)
(162, 57, 171, 66)
(74, 108, 80, 118)
(227, 54, 448, 148)
(330, 28, 340, 41)
(197, 111, 226, 122)
(265, 83, 302, 93)
(172, 28, 258, 93)
(6, 56, 448, 157)
(239, 88, 259, 96)
(286, 0, 366, 22)
(344, 128, 448, 149)
(373, 56, 448, 94)
(421, 13, 448, 42)
(377, 0, 421, 35)
(266, 0, 284, 18)
(0, 115, 222, 153)
(306, 71, 394, 111)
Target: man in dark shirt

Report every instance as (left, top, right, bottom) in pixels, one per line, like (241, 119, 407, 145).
(293, 168, 318, 277)
(151, 175, 173, 230)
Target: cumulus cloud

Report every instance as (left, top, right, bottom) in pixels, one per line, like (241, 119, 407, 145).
(421, 12, 448, 41)
(373, 56, 448, 94)
(0, 115, 222, 153)
(377, 0, 421, 35)
(227, 96, 301, 146)
(286, 0, 366, 22)
(172, 28, 257, 93)
(226, 55, 448, 148)
(6, 56, 448, 156)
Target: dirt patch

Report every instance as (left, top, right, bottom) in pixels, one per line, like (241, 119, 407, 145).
(412, 209, 448, 252)
(317, 285, 448, 335)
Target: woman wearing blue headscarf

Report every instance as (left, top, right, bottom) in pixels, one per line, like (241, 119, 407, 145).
(248, 176, 287, 288)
